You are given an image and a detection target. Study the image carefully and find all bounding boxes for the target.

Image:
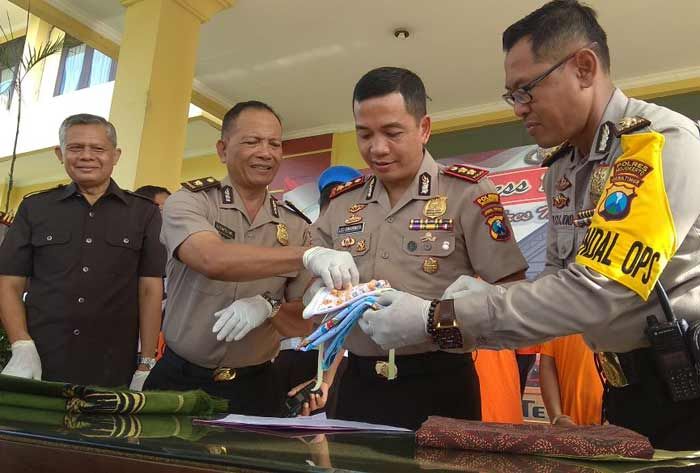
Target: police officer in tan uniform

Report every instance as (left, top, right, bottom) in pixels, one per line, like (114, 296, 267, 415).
(362, 1, 700, 449)
(144, 101, 359, 415)
(311, 67, 528, 429)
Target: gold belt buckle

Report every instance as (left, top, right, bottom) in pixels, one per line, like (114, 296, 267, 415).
(213, 367, 237, 382)
(596, 352, 629, 388)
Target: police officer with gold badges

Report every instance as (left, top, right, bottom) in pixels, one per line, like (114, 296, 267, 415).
(144, 101, 359, 415)
(361, 1, 700, 449)
(311, 68, 528, 429)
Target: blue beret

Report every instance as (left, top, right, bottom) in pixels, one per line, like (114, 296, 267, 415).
(317, 165, 362, 192)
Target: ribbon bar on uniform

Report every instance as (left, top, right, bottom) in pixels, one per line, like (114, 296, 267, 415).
(409, 218, 454, 231)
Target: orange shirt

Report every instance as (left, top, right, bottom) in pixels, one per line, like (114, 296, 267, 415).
(516, 345, 541, 355)
(474, 349, 524, 424)
(156, 332, 166, 360)
(540, 334, 603, 425)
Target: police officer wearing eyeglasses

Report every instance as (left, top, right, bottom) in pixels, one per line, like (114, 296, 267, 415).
(360, 0, 700, 449)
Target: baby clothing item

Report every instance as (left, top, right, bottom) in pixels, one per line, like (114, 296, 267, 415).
(300, 296, 378, 370)
(302, 280, 391, 319)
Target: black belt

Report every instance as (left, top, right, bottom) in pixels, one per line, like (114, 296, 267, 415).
(164, 348, 271, 382)
(348, 351, 472, 379)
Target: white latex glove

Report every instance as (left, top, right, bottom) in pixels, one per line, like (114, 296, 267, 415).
(358, 290, 432, 350)
(212, 295, 273, 342)
(1, 340, 42, 380)
(303, 247, 359, 290)
(442, 275, 493, 299)
(303, 278, 324, 307)
(129, 370, 150, 391)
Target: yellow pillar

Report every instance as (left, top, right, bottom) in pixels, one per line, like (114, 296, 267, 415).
(331, 131, 365, 169)
(20, 14, 54, 103)
(110, 0, 234, 192)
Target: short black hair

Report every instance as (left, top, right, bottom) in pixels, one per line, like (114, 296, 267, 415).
(221, 101, 282, 139)
(352, 67, 427, 122)
(502, 0, 610, 73)
(135, 185, 171, 200)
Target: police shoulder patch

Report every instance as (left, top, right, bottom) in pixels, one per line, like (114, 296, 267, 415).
(181, 177, 220, 192)
(615, 116, 651, 137)
(443, 164, 489, 183)
(329, 176, 366, 199)
(540, 142, 573, 168)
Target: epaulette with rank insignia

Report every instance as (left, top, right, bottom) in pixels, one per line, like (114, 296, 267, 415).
(181, 177, 220, 192)
(540, 142, 573, 168)
(282, 200, 312, 224)
(443, 164, 488, 183)
(615, 116, 651, 137)
(329, 176, 366, 199)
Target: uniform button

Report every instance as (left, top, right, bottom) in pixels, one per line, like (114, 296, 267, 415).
(246, 232, 254, 239)
(122, 237, 130, 244)
(82, 266, 89, 272)
(85, 237, 93, 244)
(46, 235, 53, 241)
(77, 297, 85, 303)
(386, 217, 394, 223)
(73, 329, 80, 336)
(381, 251, 389, 259)
(88, 211, 95, 218)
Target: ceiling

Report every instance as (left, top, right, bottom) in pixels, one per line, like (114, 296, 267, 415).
(1, 0, 26, 35)
(24, 0, 700, 138)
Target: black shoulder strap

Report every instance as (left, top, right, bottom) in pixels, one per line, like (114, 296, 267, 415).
(283, 200, 312, 224)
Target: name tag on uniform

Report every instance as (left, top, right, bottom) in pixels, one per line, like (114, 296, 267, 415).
(215, 222, 235, 240)
(337, 223, 364, 235)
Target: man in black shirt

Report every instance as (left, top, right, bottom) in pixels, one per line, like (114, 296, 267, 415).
(0, 113, 166, 389)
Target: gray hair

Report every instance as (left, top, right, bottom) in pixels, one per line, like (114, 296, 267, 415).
(58, 114, 118, 150)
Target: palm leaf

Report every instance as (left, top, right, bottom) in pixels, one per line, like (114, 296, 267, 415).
(0, 11, 13, 44)
(18, 37, 64, 80)
(0, 47, 15, 69)
(0, 18, 21, 69)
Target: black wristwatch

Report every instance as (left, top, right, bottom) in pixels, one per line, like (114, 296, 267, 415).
(261, 292, 282, 318)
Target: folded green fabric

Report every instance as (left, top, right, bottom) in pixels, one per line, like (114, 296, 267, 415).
(0, 405, 208, 441)
(0, 404, 65, 425)
(0, 374, 228, 415)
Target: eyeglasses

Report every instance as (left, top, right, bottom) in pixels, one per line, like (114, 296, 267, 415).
(502, 42, 597, 107)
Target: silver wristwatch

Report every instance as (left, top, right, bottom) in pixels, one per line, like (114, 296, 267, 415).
(262, 292, 282, 318)
(137, 355, 157, 369)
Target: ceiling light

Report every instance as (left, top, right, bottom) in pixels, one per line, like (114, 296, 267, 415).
(394, 28, 410, 40)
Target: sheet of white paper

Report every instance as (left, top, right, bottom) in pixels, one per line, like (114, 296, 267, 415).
(196, 412, 411, 433)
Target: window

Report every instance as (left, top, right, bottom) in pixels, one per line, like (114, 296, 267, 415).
(0, 37, 26, 109)
(54, 36, 116, 95)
